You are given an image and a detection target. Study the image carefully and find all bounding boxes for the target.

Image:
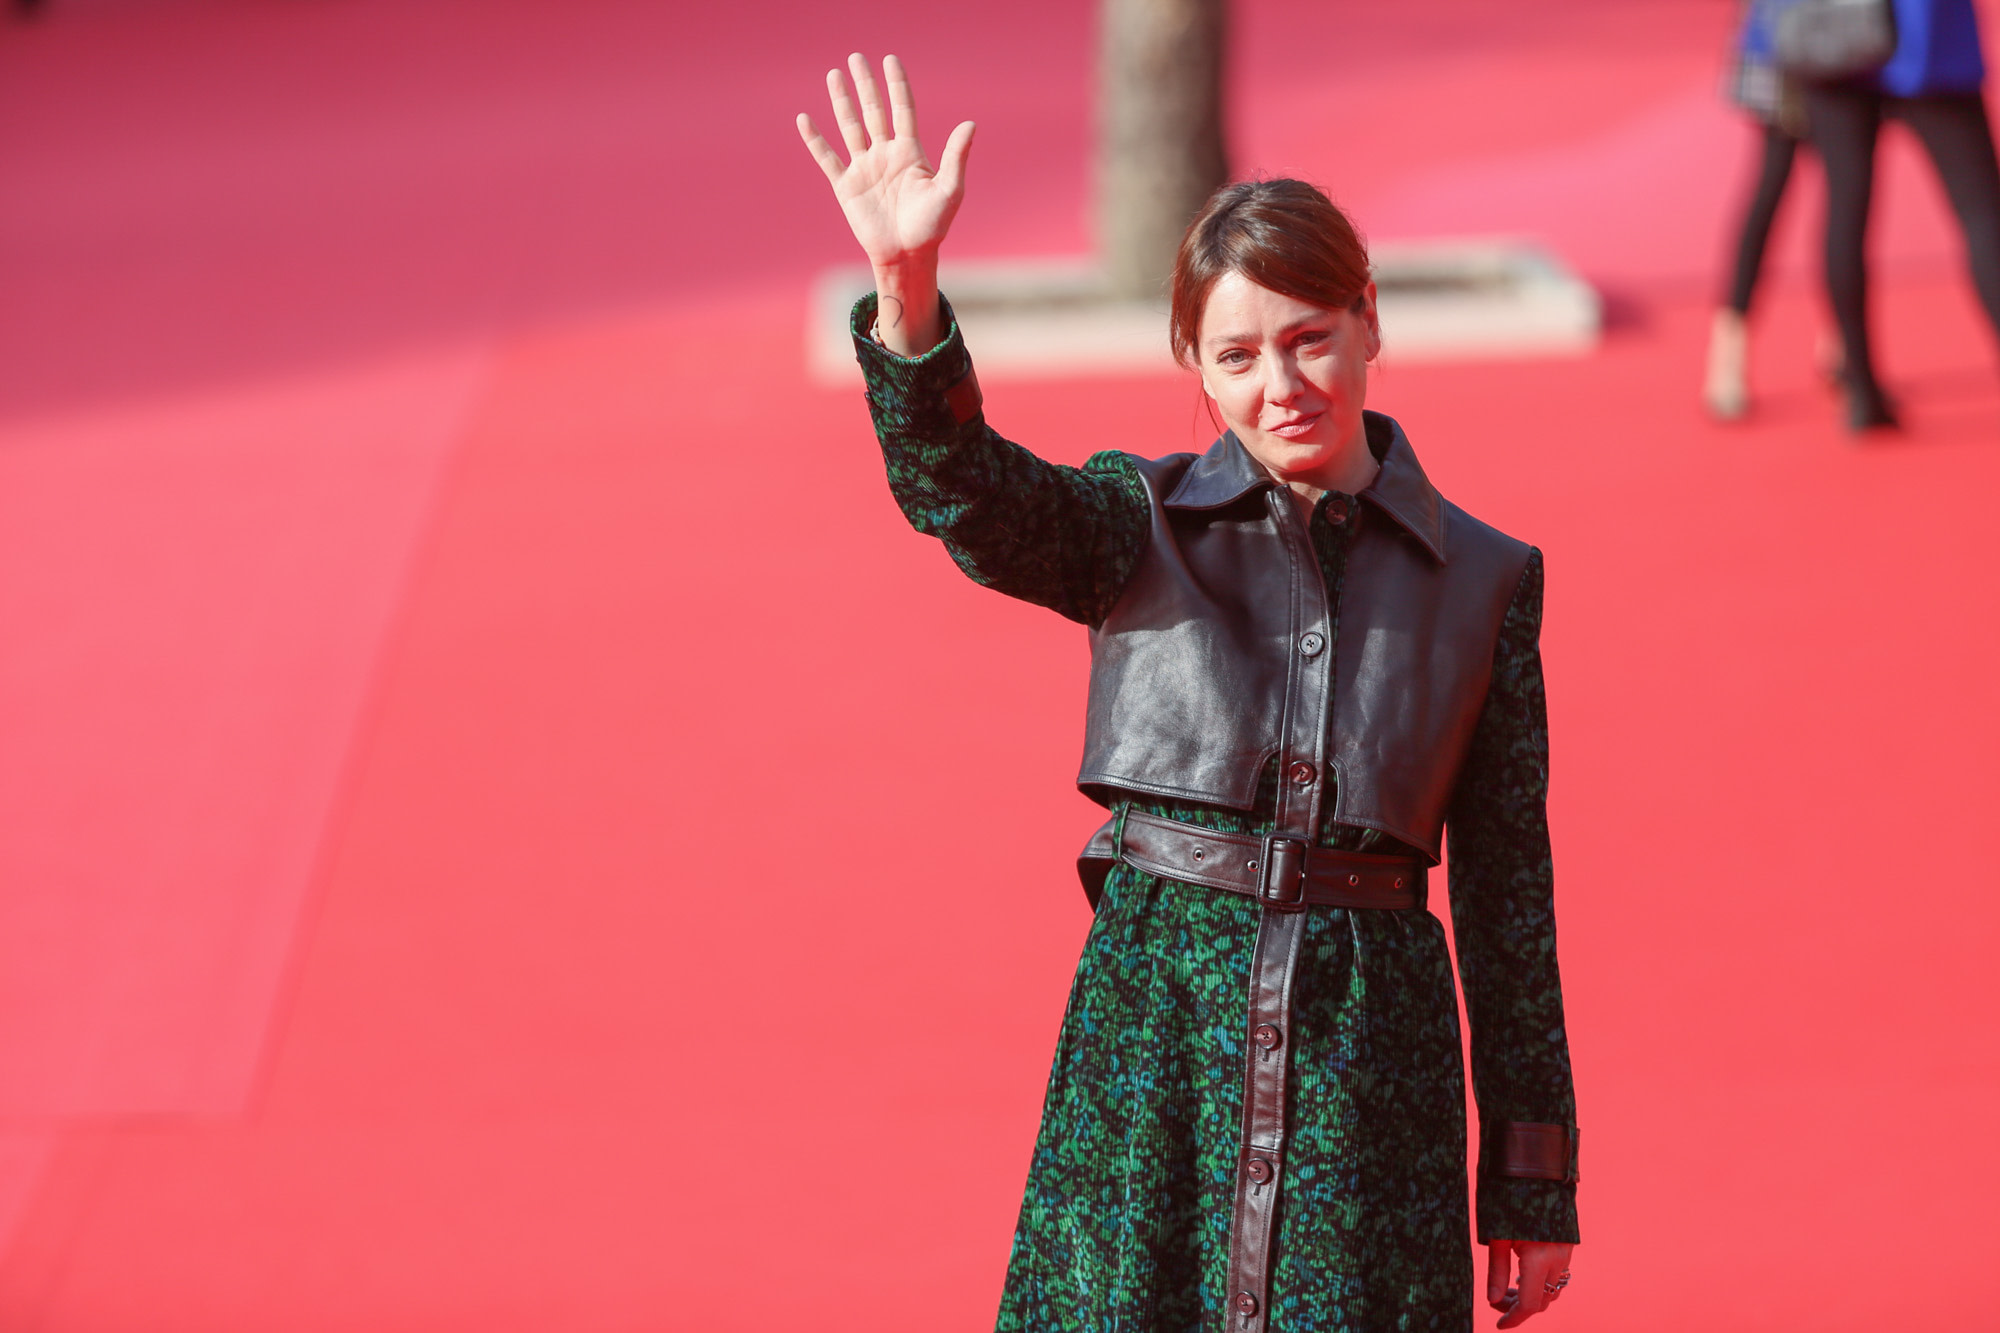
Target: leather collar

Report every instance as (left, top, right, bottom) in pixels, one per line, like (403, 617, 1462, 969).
(1358, 412, 1447, 564)
(1162, 410, 1448, 563)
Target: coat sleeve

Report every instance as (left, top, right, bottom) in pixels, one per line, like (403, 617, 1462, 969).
(1443, 547, 1582, 1245)
(851, 293, 1151, 627)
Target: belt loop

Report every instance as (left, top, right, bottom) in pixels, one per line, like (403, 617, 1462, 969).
(1112, 801, 1130, 864)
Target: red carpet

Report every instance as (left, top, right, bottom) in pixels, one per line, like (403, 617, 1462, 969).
(0, 1, 1995, 1329)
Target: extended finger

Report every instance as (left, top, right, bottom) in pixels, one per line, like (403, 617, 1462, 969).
(884, 53, 919, 141)
(1500, 1256, 1553, 1326)
(935, 120, 976, 197)
(1485, 1240, 1513, 1309)
(847, 52, 891, 145)
(826, 66, 868, 156)
(796, 113, 845, 183)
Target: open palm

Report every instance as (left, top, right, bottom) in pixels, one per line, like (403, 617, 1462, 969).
(797, 54, 974, 270)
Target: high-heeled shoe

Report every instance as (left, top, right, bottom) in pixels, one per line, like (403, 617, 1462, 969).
(1703, 309, 1750, 421)
(1842, 375, 1901, 433)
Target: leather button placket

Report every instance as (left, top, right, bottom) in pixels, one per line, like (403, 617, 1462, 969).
(1225, 489, 1334, 1332)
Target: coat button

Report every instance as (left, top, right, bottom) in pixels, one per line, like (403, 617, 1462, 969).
(1289, 761, 1315, 786)
(1246, 1157, 1274, 1184)
(1325, 496, 1349, 522)
(1235, 1292, 1259, 1316)
(1298, 631, 1325, 658)
(1253, 1023, 1282, 1050)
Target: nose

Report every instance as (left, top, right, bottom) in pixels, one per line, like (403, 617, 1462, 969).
(1263, 351, 1307, 405)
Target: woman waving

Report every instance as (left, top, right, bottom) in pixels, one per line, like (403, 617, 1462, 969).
(800, 55, 1581, 1332)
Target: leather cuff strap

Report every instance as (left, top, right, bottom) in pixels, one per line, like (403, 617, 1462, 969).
(943, 365, 983, 425)
(1494, 1121, 1578, 1183)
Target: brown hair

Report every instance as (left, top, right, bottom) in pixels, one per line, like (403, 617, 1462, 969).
(1168, 178, 1371, 368)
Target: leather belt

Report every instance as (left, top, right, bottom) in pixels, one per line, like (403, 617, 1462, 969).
(1115, 809, 1426, 911)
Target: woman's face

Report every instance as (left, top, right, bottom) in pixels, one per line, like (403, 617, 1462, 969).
(1195, 270, 1380, 491)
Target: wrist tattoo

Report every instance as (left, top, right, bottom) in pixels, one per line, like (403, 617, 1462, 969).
(881, 294, 903, 329)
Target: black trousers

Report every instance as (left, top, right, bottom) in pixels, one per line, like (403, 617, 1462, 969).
(1726, 123, 1804, 316)
(1804, 83, 2000, 391)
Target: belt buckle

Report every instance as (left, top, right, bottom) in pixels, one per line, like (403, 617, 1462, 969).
(1258, 834, 1308, 909)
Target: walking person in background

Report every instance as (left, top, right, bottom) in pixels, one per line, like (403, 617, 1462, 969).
(1802, 0, 2000, 431)
(1707, 0, 1826, 420)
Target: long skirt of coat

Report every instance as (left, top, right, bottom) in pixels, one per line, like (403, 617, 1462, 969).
(994, 861, 1474, 1333)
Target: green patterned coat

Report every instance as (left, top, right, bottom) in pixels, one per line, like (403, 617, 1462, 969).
(852, 296, 1578, 1333)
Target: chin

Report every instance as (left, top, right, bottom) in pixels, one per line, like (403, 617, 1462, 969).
(1253, 434, 1336, 476)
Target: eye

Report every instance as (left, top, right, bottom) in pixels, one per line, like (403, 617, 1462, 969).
(1214, 349, 1250, 368)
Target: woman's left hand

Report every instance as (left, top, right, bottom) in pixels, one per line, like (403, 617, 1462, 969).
(1486, 1239, 1573, 1327)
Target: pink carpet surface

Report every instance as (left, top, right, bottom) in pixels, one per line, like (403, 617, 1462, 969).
(0, 0, 1995, 1329)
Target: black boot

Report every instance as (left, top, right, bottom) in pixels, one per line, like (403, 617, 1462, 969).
(1841, 373, 1900, 433)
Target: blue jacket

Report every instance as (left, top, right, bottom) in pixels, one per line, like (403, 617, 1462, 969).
(1738, 0, 1783, 63)
(1879, 0, 1985, 95)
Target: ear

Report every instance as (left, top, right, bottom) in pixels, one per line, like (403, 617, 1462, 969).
(1356, 280, 1382, 363)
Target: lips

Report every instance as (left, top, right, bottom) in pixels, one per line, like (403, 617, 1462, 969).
(1266, 412, 1322, 440)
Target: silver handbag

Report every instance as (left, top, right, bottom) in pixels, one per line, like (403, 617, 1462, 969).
(1774, 0, 1897, 80)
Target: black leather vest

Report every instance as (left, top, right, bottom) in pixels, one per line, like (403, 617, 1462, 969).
(1078, 412, 1531, 864)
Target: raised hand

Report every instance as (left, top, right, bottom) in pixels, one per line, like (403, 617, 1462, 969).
(798, 54, 974, 356)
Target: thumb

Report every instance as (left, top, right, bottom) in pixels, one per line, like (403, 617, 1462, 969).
(1486, 1239, 1514, 1309)
(935, 119, 976, 197)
